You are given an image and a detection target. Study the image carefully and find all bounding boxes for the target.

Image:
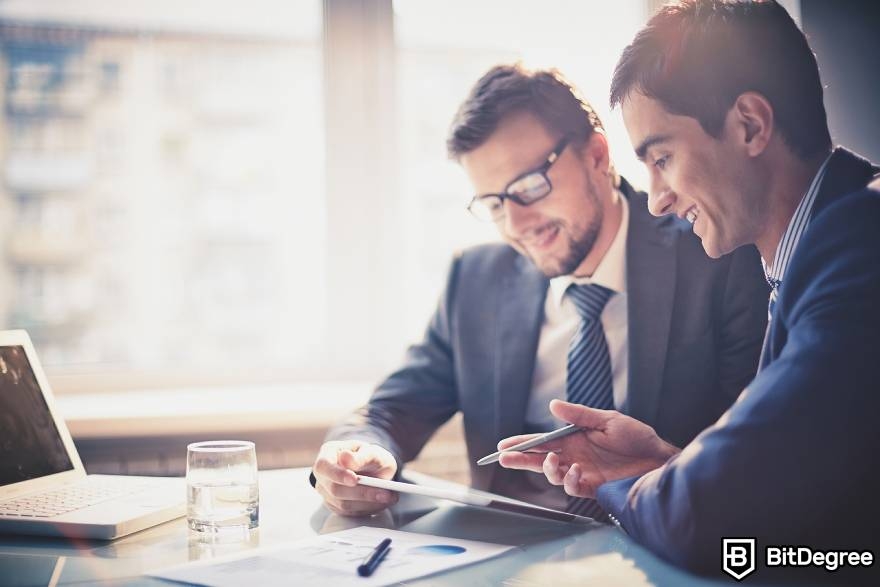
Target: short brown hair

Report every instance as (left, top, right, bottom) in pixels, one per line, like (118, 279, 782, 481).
(610, 0, 831, 160)
(447, 63, 606, 160)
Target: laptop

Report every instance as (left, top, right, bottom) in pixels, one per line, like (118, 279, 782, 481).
(0, 330, 185, 540)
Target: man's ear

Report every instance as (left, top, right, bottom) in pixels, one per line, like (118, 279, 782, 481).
(580, 130, 611, 174)
(730, 91, 774, 156)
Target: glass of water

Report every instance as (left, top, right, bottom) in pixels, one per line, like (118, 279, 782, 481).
(186, 440, 259, 534)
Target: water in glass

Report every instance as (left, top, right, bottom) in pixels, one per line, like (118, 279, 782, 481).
(186, 440, 259, 533)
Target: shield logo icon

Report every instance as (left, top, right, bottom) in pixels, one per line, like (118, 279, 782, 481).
(722, 538, 756, 581)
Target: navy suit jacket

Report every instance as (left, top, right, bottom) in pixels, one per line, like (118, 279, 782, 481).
(598, 149, 880, 581)
(328, 179, 769, 499)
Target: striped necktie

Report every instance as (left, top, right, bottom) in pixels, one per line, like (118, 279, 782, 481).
(564, 283, 614, 520)
(566, 283, 615, 409)
(758, 278, 782, 372)
(767, 278, 781, 321)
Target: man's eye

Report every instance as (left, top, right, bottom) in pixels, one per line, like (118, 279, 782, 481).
(654, 155, 669, 170)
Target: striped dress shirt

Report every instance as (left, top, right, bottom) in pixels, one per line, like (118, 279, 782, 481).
(762, 153, 833, 317)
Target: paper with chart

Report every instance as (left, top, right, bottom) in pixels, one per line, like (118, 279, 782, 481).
(149, 526, 514, 586)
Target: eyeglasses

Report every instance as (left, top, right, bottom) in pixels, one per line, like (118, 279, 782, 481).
(467, 136, 570, 222)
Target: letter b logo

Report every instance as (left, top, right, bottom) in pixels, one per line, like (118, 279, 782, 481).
(723, 538, 756, 581)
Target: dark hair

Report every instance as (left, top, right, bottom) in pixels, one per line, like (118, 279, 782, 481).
(610, 0, 831, 160)
(447, 63, 605, 159)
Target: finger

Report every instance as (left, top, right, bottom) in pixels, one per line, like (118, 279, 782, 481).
(355, 445, 398, 477)
(542, 452, 567, 486)
(321, 480, 397, 504)
(564, 463, 601, 499)
(549, 399, 614, 430)
(313, 454, 359, 487)
(497, 451, 546, 473)
(497, 433, 542, 450)
(338, 448, 371, 471)
(562, 463, 588, 497)
(315, 483, 398, 515)
(338, 445, 396, 477)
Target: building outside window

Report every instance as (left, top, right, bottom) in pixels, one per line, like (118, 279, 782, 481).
(0, 0, 646, 394)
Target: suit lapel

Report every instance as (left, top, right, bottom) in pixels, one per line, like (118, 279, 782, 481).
(624, 185, 680, 423)
(489, 255, 547, 488)
(757, 320, 773, 372)
(758, 147, 878, 369)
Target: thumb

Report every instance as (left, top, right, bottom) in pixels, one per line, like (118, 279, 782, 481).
(337, 448, 370, 472)
(549, 399, 612, 429)
(338, 444, 394, 475)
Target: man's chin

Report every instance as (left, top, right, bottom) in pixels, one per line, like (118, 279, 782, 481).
(532, 254, 579, 279)
(515, 239, 581, 277)
(700, 238, 728, 260)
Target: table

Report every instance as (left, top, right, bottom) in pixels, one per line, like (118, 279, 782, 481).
(0, 468, 757, 586)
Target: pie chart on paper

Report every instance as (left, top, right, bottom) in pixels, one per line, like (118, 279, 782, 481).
(407, 544, 467, 556)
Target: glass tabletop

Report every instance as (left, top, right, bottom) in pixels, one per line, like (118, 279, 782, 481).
(0, 468, 755, 586)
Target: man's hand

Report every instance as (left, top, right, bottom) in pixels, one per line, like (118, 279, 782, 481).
(497, 400, 680, 498)
(312, 440, 399, 516)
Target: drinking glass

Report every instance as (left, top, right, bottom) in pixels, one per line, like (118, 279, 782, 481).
(186, 440, 259, 533)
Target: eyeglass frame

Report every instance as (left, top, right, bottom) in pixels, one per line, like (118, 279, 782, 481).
(466, 136, 571, 222)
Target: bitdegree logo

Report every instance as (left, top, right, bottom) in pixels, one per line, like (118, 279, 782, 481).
(723, 538, 756, 580)
(766, 546, 874, 572)
(722, 538, 874, 580)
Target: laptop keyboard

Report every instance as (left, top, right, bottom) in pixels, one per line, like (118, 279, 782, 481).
(0, 478, 155, 518)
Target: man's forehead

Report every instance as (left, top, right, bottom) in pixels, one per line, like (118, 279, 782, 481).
(462, 114, 556, 184)
(622, 93, 668, 133)
(621, 93, 683, 156)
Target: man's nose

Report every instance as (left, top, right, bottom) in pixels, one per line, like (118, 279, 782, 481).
(647, 172, 676, 217)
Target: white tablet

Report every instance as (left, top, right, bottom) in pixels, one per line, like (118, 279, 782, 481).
(356, 475, 594, 524)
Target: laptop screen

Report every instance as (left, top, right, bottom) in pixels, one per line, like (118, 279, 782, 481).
(0, 345, 74, 487)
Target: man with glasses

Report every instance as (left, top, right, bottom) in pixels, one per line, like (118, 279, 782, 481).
(311, 63, 768, 518)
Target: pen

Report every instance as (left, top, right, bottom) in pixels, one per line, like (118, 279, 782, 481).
(357, 537, 392, 577)
(477, 423, 583, 465)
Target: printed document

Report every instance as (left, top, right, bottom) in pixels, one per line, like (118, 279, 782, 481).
(150, 526, 513, 586)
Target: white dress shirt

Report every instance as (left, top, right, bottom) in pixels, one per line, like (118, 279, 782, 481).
(513, 193, 629, 509)
(524, 193, 629, 432)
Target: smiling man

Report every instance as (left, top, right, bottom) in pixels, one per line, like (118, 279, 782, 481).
(310, 63, 768, 520)
(496, 1, 880, 582)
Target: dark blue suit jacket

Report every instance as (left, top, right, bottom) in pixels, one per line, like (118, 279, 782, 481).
(328, 180, 769, 501)
(598, 148, 880, 581)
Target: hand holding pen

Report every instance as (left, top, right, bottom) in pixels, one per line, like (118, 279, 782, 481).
(490, 400, 680, 499)
(477, 423, 583, 465)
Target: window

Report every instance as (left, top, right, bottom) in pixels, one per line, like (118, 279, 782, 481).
(0, 1, 648, 393)
(0, 1, 323, 388)
(393, 0, 648, 341)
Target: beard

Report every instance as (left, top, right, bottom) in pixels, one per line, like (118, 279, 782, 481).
(527, 218, 602, 277)
(521, 175, 604, 278)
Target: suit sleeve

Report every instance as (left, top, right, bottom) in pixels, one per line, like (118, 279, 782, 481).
(324, 253, 463, 471)
(714, 244, 768, 403)
(598, 192, 880, 573)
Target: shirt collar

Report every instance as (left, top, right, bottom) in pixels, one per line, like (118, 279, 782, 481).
(762, 152, 833, 289)
(549, 190, 628, 308)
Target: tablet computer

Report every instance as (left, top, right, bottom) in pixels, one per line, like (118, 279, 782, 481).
(356, 475, 595, 524)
